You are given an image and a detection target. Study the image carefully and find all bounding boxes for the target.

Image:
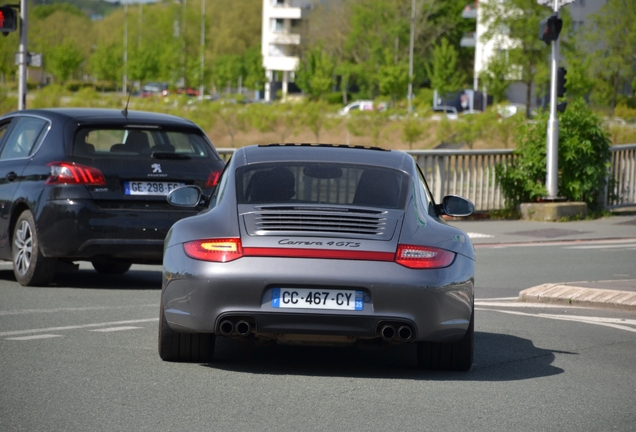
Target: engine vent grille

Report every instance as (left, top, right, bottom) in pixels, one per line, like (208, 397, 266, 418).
(245, 206, 400, 238)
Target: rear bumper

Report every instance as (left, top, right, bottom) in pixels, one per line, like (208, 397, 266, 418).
(36, 199, 197, 262)
(162, 246, 475, 343)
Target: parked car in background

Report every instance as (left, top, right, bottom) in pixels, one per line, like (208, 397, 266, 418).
(337, 100, 374, 115)
(0, 108, 225, 286)
(338, 100, 388, 116)
(159, 143, 476, 371)
(139, 82, 169, 97)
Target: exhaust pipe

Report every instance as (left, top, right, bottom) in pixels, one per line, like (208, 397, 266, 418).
(397, 325, 413, 341)
(235, 320, 252, 336)
(380, 325, 396, 341)
(219, 320, 234, 335)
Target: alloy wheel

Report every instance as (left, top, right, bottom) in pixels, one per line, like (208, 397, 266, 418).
(14, 220, 33, 276)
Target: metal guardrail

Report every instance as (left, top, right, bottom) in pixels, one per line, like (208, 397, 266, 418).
(216, 145, 636, 211)
(607, 144, 636, 209)
(409, 149, 514, 211)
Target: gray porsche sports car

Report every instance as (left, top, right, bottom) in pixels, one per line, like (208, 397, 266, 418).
(159, 143, 476, 370)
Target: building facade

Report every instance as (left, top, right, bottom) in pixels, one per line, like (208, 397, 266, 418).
(261, 0, 313, 101)
(464, 0, 607, 107)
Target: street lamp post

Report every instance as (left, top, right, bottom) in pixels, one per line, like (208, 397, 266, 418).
(200, 0, 205, 97)
(407, 0, 415, 114)
(18, 0, 27, 110)
(545, 3, 560, 199)
(123, 0, 128, 95)
(538, 0, 574, 200)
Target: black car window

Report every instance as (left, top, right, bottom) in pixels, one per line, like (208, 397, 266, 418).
(415, 165, 436, 219)
(73, 127, 216, 159)
(0, 116, 48, 160)
(237, 163, 408, 209)
(0, 120, 11, 143)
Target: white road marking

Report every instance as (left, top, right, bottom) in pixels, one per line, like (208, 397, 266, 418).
(564, 243, 636, 250)
(89, 326, 143, 332)
(477, 308, 636, 333)
(476, 301, 588, 309)
(475, 238, 636, 249)
(467, 232, 494, 239)
(0, 318, 158, 337)
(6, 334, 64, 341)
(0, 304, 157, 316)
(477, 297, 518, 301)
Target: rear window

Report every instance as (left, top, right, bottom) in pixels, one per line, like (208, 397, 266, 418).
(72, 127, 217, 159)
(236, 163, 409, 209)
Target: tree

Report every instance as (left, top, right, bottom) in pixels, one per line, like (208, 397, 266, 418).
(479, 0, 553, 118)
(298, 101, 341, 143)
(252, 103, 299, 144)
(48, 40, 84, 83)
(89, 42, 122, 87)
(377, 49, 409, 102)
(242, 47, 266, 93)
(211, 55, 243, 94)
(497, 99, 611, 210)
(295, 45, 336, 101)
(308, 0, 456, 100)
(583, 0, 636, 114)
(346, 109, 391, 147)
(478, 51, 510, 104)
(401, 116, 428, 150)
(210, 103, 249, 147)
(427, 38, 466, 103)
(128, 43, 161, 86)
(29, 5, 94, 81)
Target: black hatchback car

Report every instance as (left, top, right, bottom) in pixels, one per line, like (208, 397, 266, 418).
(0, 108, 225, 286)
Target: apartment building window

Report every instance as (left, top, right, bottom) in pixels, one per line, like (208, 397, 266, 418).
(271, 18, 285, 32)
(269, 44, 286, 57)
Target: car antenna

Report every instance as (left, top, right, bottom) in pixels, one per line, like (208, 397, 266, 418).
(121, 84, 132, 118)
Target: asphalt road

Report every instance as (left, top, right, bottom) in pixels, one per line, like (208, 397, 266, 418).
(1, 237, 635, 431)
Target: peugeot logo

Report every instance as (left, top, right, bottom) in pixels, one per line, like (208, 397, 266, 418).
(151, 163, 162, 173)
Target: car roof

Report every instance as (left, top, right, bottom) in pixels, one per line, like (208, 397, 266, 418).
(1, 108, 199, 128)
(237, 143, 413, 171)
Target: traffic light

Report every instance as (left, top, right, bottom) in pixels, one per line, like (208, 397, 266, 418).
(557, 67, 567, 98)
(539, 15, 562, 44)
(557, 102, 567, 113)
(0, 6, 18, 34)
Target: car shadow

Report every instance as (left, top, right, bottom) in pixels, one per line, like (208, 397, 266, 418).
(0, 268, 162, 290)
(205, 332, 570, 381)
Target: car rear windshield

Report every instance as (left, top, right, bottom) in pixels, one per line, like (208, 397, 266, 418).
(72, 127, 217, 160)
(236, 163, 409, 209)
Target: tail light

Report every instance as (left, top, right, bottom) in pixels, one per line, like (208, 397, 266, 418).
(395, 245, 455, 269)
(184, 238, 243, 262)
(184, 238, 454, 270)
(205, 169, 222, 188)
(45, 162, 106, 186)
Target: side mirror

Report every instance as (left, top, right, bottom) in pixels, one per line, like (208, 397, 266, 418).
(167, 185, 204, 207)
(438, 195, 474, 217)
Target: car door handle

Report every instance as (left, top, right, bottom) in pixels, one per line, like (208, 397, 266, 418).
(5, 172, 18, 182)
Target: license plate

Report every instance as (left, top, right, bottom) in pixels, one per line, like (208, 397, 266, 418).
(124, 181, 185, 196)
(271, 288, 364, 311)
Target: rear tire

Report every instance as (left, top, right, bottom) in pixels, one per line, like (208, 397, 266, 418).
(158, 300, 215, 363)
(91, 259, 132, 275)
(12, 211, 56, 286)
(417, 308, 474, 371)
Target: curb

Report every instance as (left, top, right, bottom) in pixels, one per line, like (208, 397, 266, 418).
(519, 283, 636, 311)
